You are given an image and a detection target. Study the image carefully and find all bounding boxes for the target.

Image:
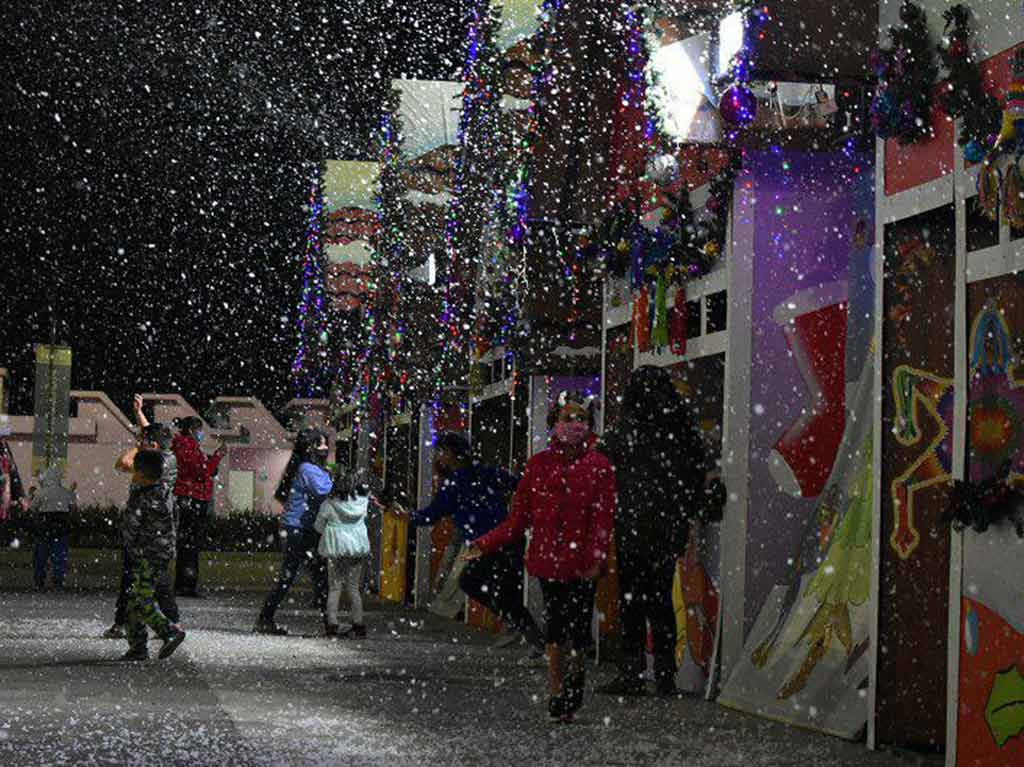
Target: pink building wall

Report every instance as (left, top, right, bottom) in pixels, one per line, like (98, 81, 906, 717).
(2, 388, 335, 516)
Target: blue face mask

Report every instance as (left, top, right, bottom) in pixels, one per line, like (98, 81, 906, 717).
(195, 431, 205, 443)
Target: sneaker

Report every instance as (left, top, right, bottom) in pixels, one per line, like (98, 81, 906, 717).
(102, 624, 125, 640)
(562, 666, 586, 714)
(493, 632, 520, 649)
(655, 679, 683, 698)
(158, 627, 187, 659)
(120, 647, 150, 662)
(596, 675, 646, 697)
(340, 624, 367, 640)
(253, 621, 289, 636)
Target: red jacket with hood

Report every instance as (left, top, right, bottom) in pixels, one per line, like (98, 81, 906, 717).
(474, 435, 616, 581)
(171, 434, 221, 502)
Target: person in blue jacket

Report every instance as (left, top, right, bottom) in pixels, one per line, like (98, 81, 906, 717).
(391, 432, 544, 653)
(254, 428, 333, 635)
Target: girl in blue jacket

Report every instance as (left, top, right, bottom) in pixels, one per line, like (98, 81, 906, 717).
(254, 428, 332, 635)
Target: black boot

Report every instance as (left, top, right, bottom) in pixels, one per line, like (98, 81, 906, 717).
(654, 653, 680, 697)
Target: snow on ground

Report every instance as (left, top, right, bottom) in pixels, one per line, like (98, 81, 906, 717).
(0, 590, 916, 766)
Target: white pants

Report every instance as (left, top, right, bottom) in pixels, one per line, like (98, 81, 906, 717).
(326, 556, 366, 626)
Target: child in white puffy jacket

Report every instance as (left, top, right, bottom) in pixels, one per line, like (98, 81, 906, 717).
(315, 465, 371, 639)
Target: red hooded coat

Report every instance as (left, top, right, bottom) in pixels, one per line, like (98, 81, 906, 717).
(474, 436, 616, 581)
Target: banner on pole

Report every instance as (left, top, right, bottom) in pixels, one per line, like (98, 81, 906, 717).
(32, 344, 72, 478)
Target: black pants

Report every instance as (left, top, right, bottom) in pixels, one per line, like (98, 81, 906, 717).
(617, 550, 678, 683)
(174, 496, 208, 594)
(259, 526, 328, 624)
(114, 546, 179, 625)
(33, 515, 70, 588)
(458, 542, 543, 646)
(539, 578, 596, 649)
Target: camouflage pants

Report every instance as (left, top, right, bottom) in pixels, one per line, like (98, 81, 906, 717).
(126, 558, 173, 651)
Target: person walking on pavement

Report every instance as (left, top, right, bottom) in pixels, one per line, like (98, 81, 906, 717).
(595, 365, 707, 697)
(104, 395, 179, 639)
(463, 392, 616, 722)
(30, 467, 77, 590)
(171, 416, 226, 598)
(117, 422, 187, 661)
(391, 432, 546, 655)
(254, 428, 332, 635)
(315, 464, 372, 639)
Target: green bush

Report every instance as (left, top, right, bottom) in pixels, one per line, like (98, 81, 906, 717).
(1, 505, 284, 553)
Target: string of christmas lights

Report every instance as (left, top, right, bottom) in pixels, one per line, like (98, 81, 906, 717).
(292, 167, 328, 398)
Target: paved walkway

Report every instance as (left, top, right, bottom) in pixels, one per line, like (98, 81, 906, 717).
(0, 590, 919, 766)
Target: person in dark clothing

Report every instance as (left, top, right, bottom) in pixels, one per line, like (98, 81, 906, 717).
(30, 468, 77, 590)
(118, 423, 187, 661)
(596, 365, 708, 697)
(0, 422, 27, 529)
(171, 416, 226, 597)
(104, 396, 179, 639)
(391, 432, 545, 654)
(254, 428, 332, 635)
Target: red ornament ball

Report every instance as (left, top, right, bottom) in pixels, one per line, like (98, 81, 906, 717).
(719, 85, 757, 127)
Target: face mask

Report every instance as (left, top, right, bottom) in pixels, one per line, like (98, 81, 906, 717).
(195, 431, 205, 443)
(554, 421, 589, 446)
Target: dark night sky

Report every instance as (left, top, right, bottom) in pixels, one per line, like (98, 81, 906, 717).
(1, 0, 469, 417)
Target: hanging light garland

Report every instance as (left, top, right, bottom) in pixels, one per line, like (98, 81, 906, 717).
(292, 167, 328, 398)
(437, 0, 504, 398)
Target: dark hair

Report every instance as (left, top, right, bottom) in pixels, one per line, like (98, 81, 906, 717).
(622, 366, 682, 423)
(133, 449, 165, 482)
(275, 428, 327, 502)
(547, 390, 597, 430)
(434, 432, 471, 464)
(176, 416, 204, 435)
(330, 463, 370, 500)
(141, 423, 174, 451)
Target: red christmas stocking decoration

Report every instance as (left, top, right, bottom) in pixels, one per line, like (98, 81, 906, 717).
(769, 288, 847, 498)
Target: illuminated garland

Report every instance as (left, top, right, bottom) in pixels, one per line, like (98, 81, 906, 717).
(438, 0, 504, 397)
(292, 167, 328, 398)
(361, 91, 410, 412)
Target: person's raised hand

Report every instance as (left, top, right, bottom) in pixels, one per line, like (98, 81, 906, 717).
(458, 545, 483, 562)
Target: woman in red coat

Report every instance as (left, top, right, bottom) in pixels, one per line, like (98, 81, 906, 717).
(464, 391, 616, 722)
(171, 417, 225, 597)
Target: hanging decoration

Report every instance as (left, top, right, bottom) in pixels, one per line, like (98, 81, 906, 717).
(669, 286, 688, 357)
(935, 4, 1002, 162)
(978, 47, 1024, 222)
(870, 1, 938, 145)
(946, 465, 1024, 538)
(292, 168, 329, 398)
(439, 0, 505, 396)
(362, 89, 411, 410)
(714, 3, 771, 132)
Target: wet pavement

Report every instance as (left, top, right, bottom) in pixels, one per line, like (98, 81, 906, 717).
(0, 589, 920, 766)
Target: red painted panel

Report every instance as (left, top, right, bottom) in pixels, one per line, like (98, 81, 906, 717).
(980, 44, 1022, 103)
(884, 85, 955, 195)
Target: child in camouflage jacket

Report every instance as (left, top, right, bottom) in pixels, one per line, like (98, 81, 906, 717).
(117, 423, 186, 661)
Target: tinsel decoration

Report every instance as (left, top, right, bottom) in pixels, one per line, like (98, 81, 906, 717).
(935, 5, 1001, 157)
(633, 285, 651, 352)
(945, 465, 1024, 537)
(870, 2, 938, 145)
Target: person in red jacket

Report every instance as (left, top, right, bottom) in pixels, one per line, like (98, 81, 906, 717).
(463, 391, 615, 722)
(171, 416, 226, 597)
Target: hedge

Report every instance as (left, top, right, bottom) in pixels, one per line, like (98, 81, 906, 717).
(1, 505, 284, 553)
